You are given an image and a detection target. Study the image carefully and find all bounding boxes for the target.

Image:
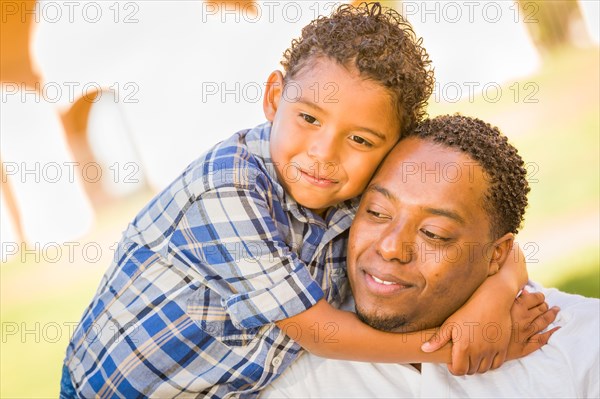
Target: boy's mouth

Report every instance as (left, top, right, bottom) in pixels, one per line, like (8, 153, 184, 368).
(298, 169, 339, 187)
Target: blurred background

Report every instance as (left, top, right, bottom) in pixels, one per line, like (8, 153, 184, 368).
(1, 0, 598, 397)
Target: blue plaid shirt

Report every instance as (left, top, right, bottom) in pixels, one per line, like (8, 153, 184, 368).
(64, 122, 357, 398)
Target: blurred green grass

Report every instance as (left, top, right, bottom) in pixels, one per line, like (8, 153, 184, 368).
(0, 277, 100, 399)
(549, 245, 599, 298)
(1, 47, 599, 398)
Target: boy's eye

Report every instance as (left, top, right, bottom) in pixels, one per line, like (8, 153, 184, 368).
(300, 113, 320, 126)
(420, 228, 450, 242)
(350, 135, 373, 148)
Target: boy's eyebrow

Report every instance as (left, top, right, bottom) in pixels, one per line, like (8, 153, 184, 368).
(366, 184, 466, 225)
(296, 98, 327, 114)
(296, 98, 387, 140)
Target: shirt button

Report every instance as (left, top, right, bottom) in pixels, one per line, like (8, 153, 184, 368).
(272, 356, 282, 366)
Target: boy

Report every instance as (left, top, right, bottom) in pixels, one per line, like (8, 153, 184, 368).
(60, 3, 554, 398)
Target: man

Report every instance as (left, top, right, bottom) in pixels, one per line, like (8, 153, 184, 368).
(261, 115, 600, 398)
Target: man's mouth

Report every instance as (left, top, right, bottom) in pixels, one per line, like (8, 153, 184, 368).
(363, 270, 412, 295)
(370, 274, 398, 285)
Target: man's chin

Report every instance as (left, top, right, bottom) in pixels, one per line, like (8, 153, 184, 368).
(355, 305, 415, 332)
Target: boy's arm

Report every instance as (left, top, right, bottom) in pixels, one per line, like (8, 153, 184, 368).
(183, 186, 555, 373)
(176, 184, 328, 331)
(276, 243, 557, 373)
(276, 298, 451, 363)
(275, 292, 556, 367)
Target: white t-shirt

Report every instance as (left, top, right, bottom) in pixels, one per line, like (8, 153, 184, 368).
(261, 282, 600, 398)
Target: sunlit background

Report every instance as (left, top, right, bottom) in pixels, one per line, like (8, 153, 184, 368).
(1, 0, 598, 397)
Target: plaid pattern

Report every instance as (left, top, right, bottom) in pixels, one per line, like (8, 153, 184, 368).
(64, 122, 357, 398)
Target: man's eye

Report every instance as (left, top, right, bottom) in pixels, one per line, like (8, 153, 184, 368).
(366, 210, 389, 219)
(300, 113, 320, 126)
(350, 135, 373, 148)
(420, 229, 450, 242)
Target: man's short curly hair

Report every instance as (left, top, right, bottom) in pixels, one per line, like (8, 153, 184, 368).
(281, 2, 434, 134)
(405, 115, 530, 239)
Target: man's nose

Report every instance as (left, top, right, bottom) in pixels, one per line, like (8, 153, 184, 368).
(375, 222, 415, 264)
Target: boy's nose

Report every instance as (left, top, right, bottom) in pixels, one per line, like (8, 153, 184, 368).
(306, 131, 338, 163)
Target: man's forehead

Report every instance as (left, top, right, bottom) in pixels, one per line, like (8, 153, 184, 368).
(371, 138, 489, 208)
(380, 138, 484, 180)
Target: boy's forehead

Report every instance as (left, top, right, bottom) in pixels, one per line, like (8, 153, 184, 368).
(282, 56, 400, 129)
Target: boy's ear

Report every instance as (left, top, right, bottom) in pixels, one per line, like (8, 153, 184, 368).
(487, 233, 514, 276)
(263, 70, 284, 122)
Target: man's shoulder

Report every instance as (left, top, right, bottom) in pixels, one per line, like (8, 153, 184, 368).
(529, 282, 599, 395)
(529, 282, 599, 342)
(419, 284, 599, 398)
(532, 282, 599, 319)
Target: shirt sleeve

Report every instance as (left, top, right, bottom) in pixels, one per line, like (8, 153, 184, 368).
(168, 183, 325, 330)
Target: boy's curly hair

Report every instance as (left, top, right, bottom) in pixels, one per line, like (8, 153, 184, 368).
(406, 115, 530, 239)
(281, 2, 434, 134)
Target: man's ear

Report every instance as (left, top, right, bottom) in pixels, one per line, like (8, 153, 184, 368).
(263, 70, 284, 122)
(487, 233, 514, 276)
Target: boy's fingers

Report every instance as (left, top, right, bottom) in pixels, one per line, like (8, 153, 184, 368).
(521, 302, 550, 322)
(521, 326, 561, 356)
(421, 329, 451, 352)
(490, 352, 506, 370)
(476, 356, 493, 374)
(447, 338, 471, 376)
(537, 326, 561, 344)
(529, 307, 560, 335)
(467, 355, 484, 375)
(542, 306, 560, 322)
(448, 356, 469, 376)
(534, 302, 549, 314)
(520, 306, 559, 338)
(517, 291, 545, 309)
(527, 292, 546, 310)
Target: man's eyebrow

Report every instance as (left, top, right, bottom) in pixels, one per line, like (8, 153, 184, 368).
(366, 184, 396, 200)
(367, 184, 467, 225)
(424, 207, 466, 225)
(295, 98, 387, 141)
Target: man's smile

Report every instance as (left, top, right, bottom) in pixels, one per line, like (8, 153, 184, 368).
(360, 268, 414, 296)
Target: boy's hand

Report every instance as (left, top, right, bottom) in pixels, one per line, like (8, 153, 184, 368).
(506, 289, 560, 361)
(421, 293, 513, 376)
(422, 289, 560, 376)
